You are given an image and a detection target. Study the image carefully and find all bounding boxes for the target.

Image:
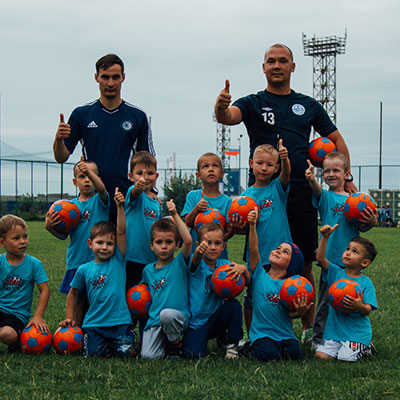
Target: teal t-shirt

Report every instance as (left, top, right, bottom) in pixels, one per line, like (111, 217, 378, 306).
(322, 263, 377, 346)
(188, 257, 229, 328)
(125, 185, 163, 264)
(313, 189, 359, 266)
(141, 252, 190, 330)
(242, 178, 292, 266)
(249, 261, 297, 344)
(0, 254, 48, 325)
(67, 193, 109, 271)
(71, 247, 132, 329)
(181, 189, 231, 259)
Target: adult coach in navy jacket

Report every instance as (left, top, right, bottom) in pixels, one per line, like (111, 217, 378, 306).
(214, 43, 357, 340)
(53, 54, 155, 221)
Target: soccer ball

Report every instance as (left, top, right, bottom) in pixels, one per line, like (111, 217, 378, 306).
(308, 137, 337, 167)
(127, 284, 152, 317)
(194, 208, 226, 232)
(228, 196, 258, 225)
(48, 200, 80, 233)
(279, 275, 314, 310)
(20, 326, 52, 354)
(344, 192, 377, 224)
(328, 279, 363, 313)
(53, 326, 84, 354)
(211, 264, 245, 299)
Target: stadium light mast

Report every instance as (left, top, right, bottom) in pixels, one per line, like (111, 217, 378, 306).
(213, 114, 231, 170)
(302, 31, 347, 126)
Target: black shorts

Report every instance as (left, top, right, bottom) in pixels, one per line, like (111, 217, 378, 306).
(286, 183, 318, 263)
(126, 261, 147, 292)
(0, 311, 25, 337)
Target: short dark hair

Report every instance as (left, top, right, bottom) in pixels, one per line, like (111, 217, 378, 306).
(0, 214, 27, 238)
(90, 221, 116, 241)
(350, 236, 378, 263)
(95, 54, 124, 74)
(130, 151, 157, 173)
(197, 222, 225, 242)
(150, 219, 179, 243)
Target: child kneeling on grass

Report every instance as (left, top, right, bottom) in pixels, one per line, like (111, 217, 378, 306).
(183, 222, 250, 359)
(0, 215, 50, 352)
(140, 200, 192, 359)
(315, 224, 377, 362)
(60, 189, 135, 357)
(246, 208, 312, 362)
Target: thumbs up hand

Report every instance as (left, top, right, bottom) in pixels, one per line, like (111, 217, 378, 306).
(55, 113, 71, 141)
(215, 79, 232, 111)
(278, 139, 288, 160)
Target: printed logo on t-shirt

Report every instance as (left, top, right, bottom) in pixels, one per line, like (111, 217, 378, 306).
(292, 104, 305, 116)
(144, 208, 158, 221)
(2, 274, 23, 290)
(80, 209, 91, 223)
(87, 121, 98, 128)
(122, 121, 133, 131)
(90, 274, 107, 289)
(153, 278, 166, 292)
(259, 198, 273, 212)
(204, 275, 212, 293)
(265, 290, 280, 305)
(330, 202, 344, 217)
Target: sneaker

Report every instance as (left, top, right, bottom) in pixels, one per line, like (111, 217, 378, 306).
(225, 343, 239, 359)
(301, 328, 313, 345)
(165, 339, 183, 360)
(364, 342, 377, 357)
(6, 340, 21, 353)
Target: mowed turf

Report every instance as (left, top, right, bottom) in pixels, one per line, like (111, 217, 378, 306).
(1, 222, 400, 400)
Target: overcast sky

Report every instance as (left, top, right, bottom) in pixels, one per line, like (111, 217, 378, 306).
(1, 0, 399, 179)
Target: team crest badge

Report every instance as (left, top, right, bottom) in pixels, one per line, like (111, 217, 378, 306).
(292, 104, 305, 116)
(122, 121, 133, 131)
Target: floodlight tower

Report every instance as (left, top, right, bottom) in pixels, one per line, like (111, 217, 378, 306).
(213, 114, 231, 169)
(302, 31, 347, 125)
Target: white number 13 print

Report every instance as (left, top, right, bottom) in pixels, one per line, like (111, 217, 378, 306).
(262, 112, 275, 125)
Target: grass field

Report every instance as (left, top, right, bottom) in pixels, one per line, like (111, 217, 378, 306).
(1, 222, 400, 399)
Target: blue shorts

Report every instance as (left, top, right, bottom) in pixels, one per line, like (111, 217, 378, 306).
(59, 269, 78, 294)
(83, 324, 135, 357)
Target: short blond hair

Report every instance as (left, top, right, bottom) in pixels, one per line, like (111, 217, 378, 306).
(323, 151, 349, 172)
(252, 144, 279, 161)
(197, 153, 223, 171)
(0, 214, 27, 237)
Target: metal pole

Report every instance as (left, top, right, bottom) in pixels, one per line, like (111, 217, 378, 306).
(238, 134, 243, 193)
(379, 102, 383, 189)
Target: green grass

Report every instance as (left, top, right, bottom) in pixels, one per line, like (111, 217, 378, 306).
(1, 223, 400, 399)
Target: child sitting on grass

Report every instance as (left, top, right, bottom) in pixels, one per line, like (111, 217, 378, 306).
(183, 222, 250, 359)
(0, 215, 50, 352)
(246, 208, 311, 362)
(315, 224, 377, 362)
(60, 189, 134, 357)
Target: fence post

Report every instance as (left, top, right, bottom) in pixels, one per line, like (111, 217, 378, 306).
(60, 163, 64, 198)
(15, 161, 18, 212)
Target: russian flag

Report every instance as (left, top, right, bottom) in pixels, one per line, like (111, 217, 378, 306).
(225, 148, 240, 156)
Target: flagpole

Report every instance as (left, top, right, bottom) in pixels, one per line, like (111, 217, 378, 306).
(238, 134, 243, 193)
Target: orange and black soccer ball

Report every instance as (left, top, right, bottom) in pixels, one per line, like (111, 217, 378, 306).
(328, 279, 363, 313)
(194, 208, 226, 232)
(279, 275, 314, 311)
(20, 326, 52, 354)
(308, 137, 337, 167)
(211, 264, 245, 299)
(344, 192, 376, 224)
(127, 284, 152, 318)
(228, 196, 258, 225)
(53, 326, 84, 354)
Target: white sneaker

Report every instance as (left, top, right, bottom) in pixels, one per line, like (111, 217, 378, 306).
(225, 344, 239, 359)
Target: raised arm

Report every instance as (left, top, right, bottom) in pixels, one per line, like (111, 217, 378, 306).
(316, 224, 338, 271)
(185, 192, 208, 227)
(278, 139, 290, 188)
(167, 199, 192, 263)
(214, 80, 242, 125)
(305, 159, 322, 198)
(248, 208, 260, 273)
(191, 238, 208, 273)
(53, 113, 72, 163)
(115, 188, 126, 257)
(76, 156, 108, 203)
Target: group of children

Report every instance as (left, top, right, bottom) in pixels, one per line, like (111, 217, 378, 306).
(0, 144, 379, 362)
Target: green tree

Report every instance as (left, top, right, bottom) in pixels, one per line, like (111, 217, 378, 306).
(163, 172, 202, 215)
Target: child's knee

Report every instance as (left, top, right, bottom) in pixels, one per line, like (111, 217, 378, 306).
(315, 351, 333, 360)
(0, 326, 19, 344)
